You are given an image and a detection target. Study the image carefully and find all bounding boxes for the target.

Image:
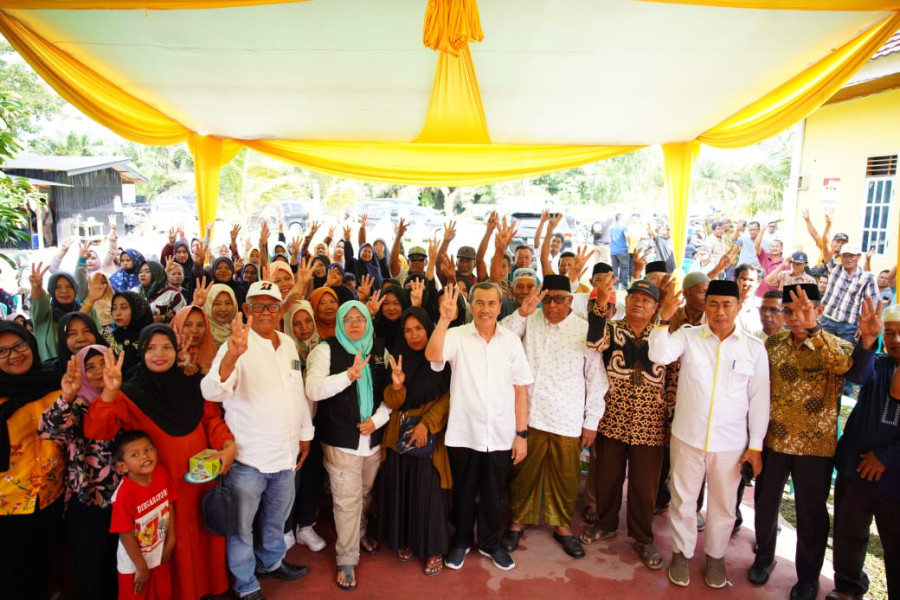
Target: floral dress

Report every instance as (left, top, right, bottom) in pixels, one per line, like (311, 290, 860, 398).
(38, 395, 119, 508)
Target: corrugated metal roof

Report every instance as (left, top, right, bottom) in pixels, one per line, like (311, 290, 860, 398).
(1, 155, 148, 183)
(873, 30, 900, 60)
(0, 170, 73, 188)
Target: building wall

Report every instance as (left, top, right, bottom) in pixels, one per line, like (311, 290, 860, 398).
(793, 87, 900, 273)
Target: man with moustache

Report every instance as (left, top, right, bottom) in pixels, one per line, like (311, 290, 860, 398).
(755, 290, 785, 340)
(425, 282, 533, 572)
(748, 284, 854, 600)
(650, 280, 770, 589)
(583, 278, 669, 570)
(500, 275, 607, 558)
(826, 299, 900, 600)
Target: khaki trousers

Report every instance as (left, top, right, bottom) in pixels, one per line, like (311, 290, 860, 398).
(322, 444, 381, 566)
(669, 436, 743, 559)
(509, 427, 581, 528)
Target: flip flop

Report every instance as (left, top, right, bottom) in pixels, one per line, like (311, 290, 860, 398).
(582, 507, 598, 524)
(633, 541, 664, 570)
(336, 565, 357, 591)
(397, 547, 414, 562)
(359, 534, 379, 554)
(424, 555, 443, 577)
(578, 525, 617, 545)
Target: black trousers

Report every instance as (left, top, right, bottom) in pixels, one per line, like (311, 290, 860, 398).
(754, 449, 833, 584)
(447, 447, 511, 554)
(66, 501, 119, 600)
(0, 497, 63, 600)
(832, 474, 900, 599)
(286, 438, 325, 533)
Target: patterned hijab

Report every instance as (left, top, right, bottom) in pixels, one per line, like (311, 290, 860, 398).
(109, 248, 145, 293)
(170, 306, 218, 375)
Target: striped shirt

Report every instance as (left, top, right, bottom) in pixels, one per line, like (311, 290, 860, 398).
(821, 266, 877, 324)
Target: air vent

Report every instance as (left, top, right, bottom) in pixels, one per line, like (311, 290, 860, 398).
(866, 154, 897, 177)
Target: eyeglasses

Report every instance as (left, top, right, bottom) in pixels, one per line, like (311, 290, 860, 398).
(342, 317, 368, 326)
(0, 340, 31, 360)
(249, 303, 281, 313)
(543, 295, 571, 305)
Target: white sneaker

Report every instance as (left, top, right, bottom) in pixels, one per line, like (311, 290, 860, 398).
(295, 524, 327, 552)
(283, 530, 296, 551)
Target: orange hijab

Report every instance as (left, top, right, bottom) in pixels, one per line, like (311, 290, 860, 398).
(309, 286, 338, 340)
(170, 305, 218, 375)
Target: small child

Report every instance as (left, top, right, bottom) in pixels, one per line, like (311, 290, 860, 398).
(109, 431, 177, 600)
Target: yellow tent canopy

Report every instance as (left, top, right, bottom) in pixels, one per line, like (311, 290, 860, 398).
(2, 0, 898, 267)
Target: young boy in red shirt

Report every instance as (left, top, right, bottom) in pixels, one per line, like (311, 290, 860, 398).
(109, 431, 177, 600)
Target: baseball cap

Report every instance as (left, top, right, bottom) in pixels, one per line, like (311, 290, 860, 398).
(457, 246, 477, 260)
(627, 280, 660, 301)
(407, 246, 427, 258)
(512, 267, 537, 282)
(840, 243, 862, 256)
(247, 281, 283, 301)
(832, 233, 849, 242)
(791, 251, 808, 264)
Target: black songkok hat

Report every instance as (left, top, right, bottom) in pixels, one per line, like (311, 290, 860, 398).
(706, 280, 740, 299)
(645, 260, 668, 274)
(782, 283, 821, 303)
(592, 262, 613, 276)
(541, 275, 571, 293)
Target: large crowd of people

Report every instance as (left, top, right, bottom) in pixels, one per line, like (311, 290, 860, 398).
(0, 206, 897, 600)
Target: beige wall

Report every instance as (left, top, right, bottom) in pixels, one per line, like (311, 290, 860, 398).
(793, 87, 900, 273)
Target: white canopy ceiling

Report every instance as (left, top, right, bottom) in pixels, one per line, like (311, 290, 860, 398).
(7, 1, 887, 145)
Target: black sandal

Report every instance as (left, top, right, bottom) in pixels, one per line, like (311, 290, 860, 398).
(360, 534, 379, 554)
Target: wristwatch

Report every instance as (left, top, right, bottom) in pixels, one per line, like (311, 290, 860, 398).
(805, 324, 822, 335)
(515, 429, 529, 439)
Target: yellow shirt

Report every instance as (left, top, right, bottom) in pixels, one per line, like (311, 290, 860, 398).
(0, 391, 65, 515)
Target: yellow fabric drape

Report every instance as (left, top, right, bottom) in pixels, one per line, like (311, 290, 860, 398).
(415, 45, 490, 144)
(0, 11, 189, 145)
(422, 0, 483, 54)
(662, 141, 700, 270)
(699, 11, 900, 148)
(242, 140, 642, 186)
(187, 134, 242, 231)
(639, 1, 899, 10)
(0, 1, 305, 8)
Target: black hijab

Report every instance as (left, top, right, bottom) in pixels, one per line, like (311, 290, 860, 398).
(112, 291, 154, 376)
(212, 256, 246, 306)
(173, 240, 196, 300)
(48, 272, 81, 324)
(374, 285, 411, 350)
(121, 324, 205, 437)
(312, 254, 330, 289)
(391, 307, 450, 410)
(54, 312, 109, 374)
(0, 322, 60, 470)
(139, 260, 168, 302)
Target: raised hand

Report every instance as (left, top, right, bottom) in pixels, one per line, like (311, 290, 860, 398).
(443, 220, 457, 243)
(572, 245, 591, 275)
(519, 287, 547, 317)
(193, 242, 207, 264)
(226, 315, 251, 359)
(858, 297, 883, 345)
(593, 274, 617, 306)
(327, 225, 335, 240)
(409, 278, 425, 307)
(290, 236, 302, 257)
(427, 236, 440, 261)
(230, 224, 241, 241)
(357, 273, 374, 302)
(388, 353, 405, 389)
(168, 226, 177, 245)
(78, 240, 91, 260)
(326, 266, 344, 288)
(108, 214, 117, 228)
(494, 216, 518, 251)
(441, 254, 457, 282)
(233, 257, 244, 273)
(86, 272, 108, 303)
(174, 330, 198, 375)
(366, 289, 385, 316)
(548, 212, 563, 232)
(632, 247, 649, 278)
(260, 220, 270, 242)
(206, 222, 214, 237)
(360, 213, 368, 229)
(342, 225, 352, 241)
(718, 244, 739, 269)
(30, 262, 50, 290)
(60, 237, 74, 254)
(192, 276, 213, 307)
(486, 210, 499, 231)
(659, 278, 683, 321)
(101, 348, 125, 394)
(788, 286, 818, 330)
(60, 356, 82, 403)
(439, 284, 459, 322)
(278, 219, 285, 234)
(308, 220, 321, 238)
(801, 208, 810, 221)
(347, 350, 371, 381)
(294, 256, 314, 296)
(396, 218, 408, 239)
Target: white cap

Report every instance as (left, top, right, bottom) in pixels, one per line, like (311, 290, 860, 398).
(247, 281, 283, 301)
(883, 305, 900, 322)
(840, 243, 862, 256)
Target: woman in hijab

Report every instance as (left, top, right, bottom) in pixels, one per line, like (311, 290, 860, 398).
(84, 325, 235, 600)
(281, 301, 328, 554)
(170, 305, 217, 375)
(377, 307, 451, 576)
(137, 260, 186, 323)
(373, 284, 410, 350)
(305, 301, 391, 591)
(201, 284, 238, 348)
(0, 321, 66, 598)
(110, 291, 154, 375)
(81, 271, 116, 330)
(108, 249, 145, 293)
(172, 240, 199, 303)
(345, 242, 383, 291)
(30, 268, 81, 362)
(39, 345, 119, 599)
(311, 254, 330, 290)
(52, 312, 112, 375)
(373, 238, 392, 281)
(212, 256, 247, 307)
(310, 286, 339, 340)
(240, 262, 259, 291)
(325, 262, 356, 304)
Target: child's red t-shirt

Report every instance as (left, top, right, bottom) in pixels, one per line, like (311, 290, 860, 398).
(110, 465, 178, 574)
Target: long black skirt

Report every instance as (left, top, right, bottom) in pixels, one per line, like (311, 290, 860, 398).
(377, 450, 449, 558)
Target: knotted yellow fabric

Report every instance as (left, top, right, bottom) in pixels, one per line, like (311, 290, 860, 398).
(422, 0, 483, 54)
(662, 142, 700, 270)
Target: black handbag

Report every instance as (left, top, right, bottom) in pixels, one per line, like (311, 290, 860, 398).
(395, 412, 437, 458)
(202, 477, 237, 537)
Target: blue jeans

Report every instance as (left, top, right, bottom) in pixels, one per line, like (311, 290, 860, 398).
(821, 316, 858, 344)
(226, 462, 296, 597)
(611, 253, 631, 289)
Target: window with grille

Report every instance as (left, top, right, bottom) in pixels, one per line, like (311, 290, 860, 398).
(861, 155, 897, 256)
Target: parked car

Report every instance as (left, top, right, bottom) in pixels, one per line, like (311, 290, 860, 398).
(251, 198, 310, 235)
(151, 197, 197, 231)
(506, 211, 579, 251)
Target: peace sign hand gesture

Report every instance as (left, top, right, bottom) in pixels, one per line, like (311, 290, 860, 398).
(519, 287, 547, 317)
(858, 297, 883, 348)
(61, 356, 82, 403)
(192, 276, 214, 307)
(347, 350, 371, 382)
(388, 353, 405, 389)
(366, 289, 385, 317)
(787, 286, 818, 330)
(101, 348, 125, 397)
(30, 262, 50, 291)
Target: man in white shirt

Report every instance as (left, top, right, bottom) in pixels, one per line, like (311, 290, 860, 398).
(201, 281, 315, 600)
(649, 279, 770, 590)
(425, 282, 534, 572)
(499, 275, 608, 559)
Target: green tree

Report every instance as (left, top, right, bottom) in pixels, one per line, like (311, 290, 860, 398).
(0, 39, 64, 135)
(218, 148, 310, 220)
